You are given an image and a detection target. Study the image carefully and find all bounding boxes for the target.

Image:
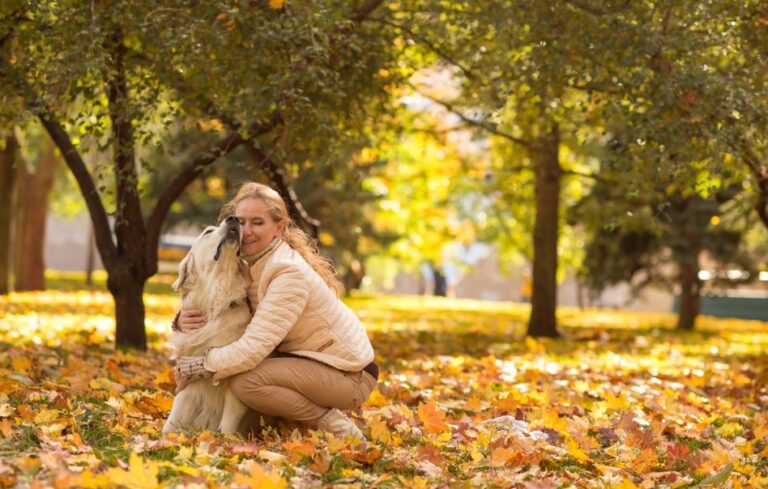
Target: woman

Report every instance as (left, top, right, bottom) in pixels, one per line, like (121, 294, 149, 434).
(173, 182, 378, 440)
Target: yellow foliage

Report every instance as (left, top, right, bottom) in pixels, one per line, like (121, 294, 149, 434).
(234, 462, 287, 489)
(106, 453, 160, 489)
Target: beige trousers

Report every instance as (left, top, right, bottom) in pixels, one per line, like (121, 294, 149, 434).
(229, 356, 378, 426)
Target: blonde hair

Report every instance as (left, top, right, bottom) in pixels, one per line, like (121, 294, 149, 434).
(220, 182, 344, 296)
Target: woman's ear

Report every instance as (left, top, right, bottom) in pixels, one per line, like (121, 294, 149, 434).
(172, 254, 194, 291)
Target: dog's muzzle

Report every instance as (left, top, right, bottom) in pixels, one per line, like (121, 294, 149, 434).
(214, 216, 242, 261)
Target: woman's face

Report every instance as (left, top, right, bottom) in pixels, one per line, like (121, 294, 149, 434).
(235, 198, 285, 256)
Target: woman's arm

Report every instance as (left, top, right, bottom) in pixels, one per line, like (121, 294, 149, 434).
(204, 262, 309, 380)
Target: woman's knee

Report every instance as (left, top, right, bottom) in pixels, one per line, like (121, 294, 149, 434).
(229, 370, 264, 400)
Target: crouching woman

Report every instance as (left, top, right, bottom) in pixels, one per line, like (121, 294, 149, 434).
(173, 182, 378, 440)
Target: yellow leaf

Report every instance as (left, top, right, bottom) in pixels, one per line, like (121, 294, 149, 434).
(566, 438, 590, 462)
(614, 479, 639, 489)
(11, 357, 31, 374)
(363, 388, 387, 408)
(369, 418, 392, 445)
(269, 0, 284, 9)
(106, 452, 160, 489)
(234, 461, 287, 489)
(34, 409, 60, 424)
(541, 407, 567, 435)
(0, 403, 13, 417)
(717, 421, 743, 438)
(76, 470, 110, 489)
(525, 336, 545, 353)
(603, 391, 630, 411)
(417, 399, 450, 434)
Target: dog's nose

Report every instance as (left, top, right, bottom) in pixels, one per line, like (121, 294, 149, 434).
(225, 216, 238, 225)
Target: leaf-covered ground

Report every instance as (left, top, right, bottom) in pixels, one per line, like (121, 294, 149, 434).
(1, 282, 767, 488)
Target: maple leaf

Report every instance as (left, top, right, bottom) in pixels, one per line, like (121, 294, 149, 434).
(282, 438, 316, 462)
(666, 442, 691, 468)
(234, 461, 287, 489)
(490, 446, 517, 467)
(369, 418, 393, 445)
(565, 438, 590, 463)
(268, 0, 284, 9)
(417, 399, 450, 434)
(308, 449, 331, 473)
(629, 448, 658, 473)
(106, 452, 160, 489)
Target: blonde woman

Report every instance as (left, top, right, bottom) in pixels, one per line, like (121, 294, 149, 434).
(173, 182, 377, 440)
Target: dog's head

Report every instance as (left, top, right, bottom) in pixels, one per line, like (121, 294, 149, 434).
(172, 216, 246, 293)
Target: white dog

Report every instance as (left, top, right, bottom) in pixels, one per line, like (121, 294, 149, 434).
(162, 216, 252, 434)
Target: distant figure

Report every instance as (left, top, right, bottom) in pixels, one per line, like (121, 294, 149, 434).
(520, 269, 532, 303)
(433, 267, 447, 297)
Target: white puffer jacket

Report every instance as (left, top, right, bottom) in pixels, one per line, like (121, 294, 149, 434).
(204, 240, 374, 381)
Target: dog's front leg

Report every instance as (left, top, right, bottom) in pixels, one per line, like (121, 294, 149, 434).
(219, 388, 249, 435)
(163, 389, 194, 433)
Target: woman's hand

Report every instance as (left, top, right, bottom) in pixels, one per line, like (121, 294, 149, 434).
(175, 309, 207, 333)
(174, 354, 213, 393)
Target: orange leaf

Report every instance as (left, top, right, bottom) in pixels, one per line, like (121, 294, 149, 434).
(282, 439, 315, 462)
(0, 419, 12, 438)
(417, 399, 449, 434)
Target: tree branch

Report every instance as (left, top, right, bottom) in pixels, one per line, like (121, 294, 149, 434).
(0, 57, 119, 266)
(564, 0, 631, 16)
(144, 126, 264, 264)
(364, 17, 476, 79)
(735, 139, 768, 229)
(242, 142, 321, 238)
(352, 0, 387, 22)
(412, 85, 532, 149)
(39, 115, 118, 265)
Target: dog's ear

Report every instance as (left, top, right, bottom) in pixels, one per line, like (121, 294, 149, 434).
(172, 254, 194, 291)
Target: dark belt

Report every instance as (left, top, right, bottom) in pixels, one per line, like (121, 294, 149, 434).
(363, 361, 379, 380)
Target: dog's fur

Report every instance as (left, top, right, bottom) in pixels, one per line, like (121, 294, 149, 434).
(162, 219, 252, 434)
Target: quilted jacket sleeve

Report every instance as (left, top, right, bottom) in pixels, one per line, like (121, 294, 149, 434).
(204, 261, 309, 380)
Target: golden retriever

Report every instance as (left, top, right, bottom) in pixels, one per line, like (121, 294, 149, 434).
(162, 216, 252, 434)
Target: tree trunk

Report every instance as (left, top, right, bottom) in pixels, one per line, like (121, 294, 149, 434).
(85, 223, 95, 286)
(527, 127, 561, 338)
(13, 144, 28, 291)
(676, 255, 701, 331)
(14, 139, 61, 291)
(0, 134, 19, 294)
(108, 268, 148, 349)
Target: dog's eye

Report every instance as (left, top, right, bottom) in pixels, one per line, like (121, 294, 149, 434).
(203, 229, 214, 235)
